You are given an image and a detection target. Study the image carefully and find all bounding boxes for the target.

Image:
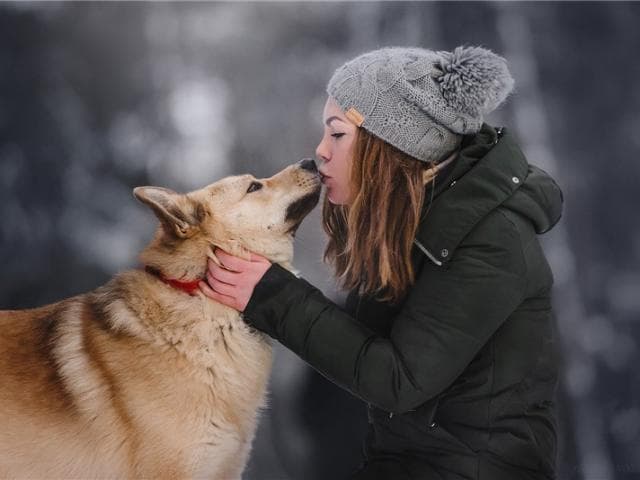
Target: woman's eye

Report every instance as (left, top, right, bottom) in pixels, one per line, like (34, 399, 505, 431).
(331, 133, 346, 139)
(246, 181, 263, 193)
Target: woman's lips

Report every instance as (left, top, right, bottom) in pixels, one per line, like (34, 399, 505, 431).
(320, 173, 331, 184)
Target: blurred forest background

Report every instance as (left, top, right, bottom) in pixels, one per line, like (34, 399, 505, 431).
(1, 2, 639, 479)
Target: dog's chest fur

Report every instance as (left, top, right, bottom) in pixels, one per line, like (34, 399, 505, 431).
(0, 269, 273, 478)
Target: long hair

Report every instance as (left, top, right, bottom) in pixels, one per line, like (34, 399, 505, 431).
(321, 128, 439, 304)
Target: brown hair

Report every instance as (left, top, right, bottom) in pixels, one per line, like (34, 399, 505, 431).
(321, 128, 437, 304)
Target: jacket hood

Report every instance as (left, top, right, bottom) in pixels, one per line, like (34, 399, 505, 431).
(414, 123, 564, 266)
(501, 163, 564, 235)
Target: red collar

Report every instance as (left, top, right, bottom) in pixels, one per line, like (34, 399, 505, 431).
(144, 266, 202, 296)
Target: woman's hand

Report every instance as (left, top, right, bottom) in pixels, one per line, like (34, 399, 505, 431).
(199, 247, 272, 312)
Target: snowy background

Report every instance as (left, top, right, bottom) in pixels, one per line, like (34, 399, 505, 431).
(1, 2, 639, 479)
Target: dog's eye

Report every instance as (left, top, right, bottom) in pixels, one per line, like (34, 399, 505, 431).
(246, 182, 263, 193)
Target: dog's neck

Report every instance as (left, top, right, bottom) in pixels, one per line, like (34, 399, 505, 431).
(143, 266, 202, 295)
(97, 230, 293, 368)
(138, 228, 295, 286)
(138, 228, 212, 282)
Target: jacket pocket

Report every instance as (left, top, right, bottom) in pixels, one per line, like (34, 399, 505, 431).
(366, 395, 474, 454)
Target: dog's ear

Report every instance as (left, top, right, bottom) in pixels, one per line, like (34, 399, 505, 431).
(133, 186, 199, 239)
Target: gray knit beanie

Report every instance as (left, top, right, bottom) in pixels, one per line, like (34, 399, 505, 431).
(326, 46, 515, 164)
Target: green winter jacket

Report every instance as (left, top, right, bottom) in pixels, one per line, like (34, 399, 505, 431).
(243, 123, 564, 480)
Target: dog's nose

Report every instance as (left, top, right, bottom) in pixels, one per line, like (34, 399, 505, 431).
(298, 158, 318, 172)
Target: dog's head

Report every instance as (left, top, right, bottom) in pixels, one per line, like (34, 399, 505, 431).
(134, 159, 321, 276)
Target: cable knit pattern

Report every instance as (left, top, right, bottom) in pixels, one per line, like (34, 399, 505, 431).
(327, 46, 515, 164)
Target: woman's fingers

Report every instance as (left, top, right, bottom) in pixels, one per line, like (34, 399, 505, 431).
(202, 247, 273, 312)
(215, 247, 271, 270)
(206, 271, 236, 297)
(199, 280, 219, 299)
(215, 248, 246, 273)
(207, 258, 239, 285)
(198, 281, 239, 310)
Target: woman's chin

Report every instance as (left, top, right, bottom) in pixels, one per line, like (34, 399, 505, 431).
(327, 192, 348, 206)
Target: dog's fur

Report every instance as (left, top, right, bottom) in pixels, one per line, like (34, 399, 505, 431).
(0, 161, 320, 478)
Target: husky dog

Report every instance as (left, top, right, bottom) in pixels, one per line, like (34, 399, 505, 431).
(0, 158, 320, 478)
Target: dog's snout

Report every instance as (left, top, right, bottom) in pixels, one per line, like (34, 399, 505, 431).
(298, 158, 318, 173)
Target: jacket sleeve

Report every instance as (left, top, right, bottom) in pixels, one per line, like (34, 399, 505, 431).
(242, 211, 527, 413)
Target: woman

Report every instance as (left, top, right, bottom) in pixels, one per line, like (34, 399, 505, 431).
(199, 46, 564, 480)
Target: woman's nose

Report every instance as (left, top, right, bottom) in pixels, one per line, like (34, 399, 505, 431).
(315, 138, 329, 163)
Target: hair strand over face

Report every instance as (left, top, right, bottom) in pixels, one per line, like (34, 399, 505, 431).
(321, 128, 436, 304)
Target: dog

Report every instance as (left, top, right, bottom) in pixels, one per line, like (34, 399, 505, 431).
(0, 158, 321, 478)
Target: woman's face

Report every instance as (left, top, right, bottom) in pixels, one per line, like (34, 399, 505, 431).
(315, 96, 357, 205)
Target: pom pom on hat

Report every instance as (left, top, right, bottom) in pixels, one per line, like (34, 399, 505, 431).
(326, 45, 515, 163)
(434, 46, 515, 118)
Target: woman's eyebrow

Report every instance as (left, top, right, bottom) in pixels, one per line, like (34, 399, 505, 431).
(325, 116, 345, 126)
